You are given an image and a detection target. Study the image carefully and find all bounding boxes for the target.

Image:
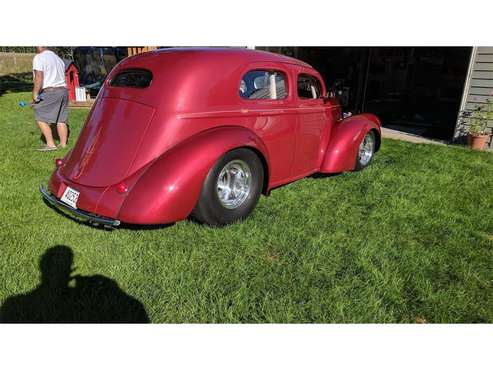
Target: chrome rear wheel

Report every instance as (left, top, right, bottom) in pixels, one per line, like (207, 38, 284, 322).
(216, 160, 252, 209)
(192, 148, 263, 226)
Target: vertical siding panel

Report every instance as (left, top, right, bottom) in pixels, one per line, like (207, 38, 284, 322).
(455, 47, 493, 148)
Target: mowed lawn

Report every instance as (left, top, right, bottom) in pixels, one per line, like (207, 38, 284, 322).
(0, 90, 492, 323)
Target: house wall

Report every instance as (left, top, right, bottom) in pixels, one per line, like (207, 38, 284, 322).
(455, 47, 493, 147)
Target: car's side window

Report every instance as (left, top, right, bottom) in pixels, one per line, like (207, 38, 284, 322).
(297, 74, 322, 99)
(239, 70, 287, 100)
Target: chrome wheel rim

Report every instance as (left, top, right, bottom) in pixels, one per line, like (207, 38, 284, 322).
(358, 132, 375, 166)
(216, 159, 252, 209)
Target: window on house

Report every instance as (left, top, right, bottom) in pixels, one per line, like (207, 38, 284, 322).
(297, 74, 322, 99)
(239, 70, 287, 100)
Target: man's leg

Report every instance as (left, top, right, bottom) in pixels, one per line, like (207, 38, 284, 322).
(56, 122, 68, 148)
(37, 121, 56, 148)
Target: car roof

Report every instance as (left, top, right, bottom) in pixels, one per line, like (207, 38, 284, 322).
(125, 47, 314, 69)
(105, 47, 324, 110)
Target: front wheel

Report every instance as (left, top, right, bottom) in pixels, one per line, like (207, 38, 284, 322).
(354, 130, 376, 170)
(192, 148, 264, 226)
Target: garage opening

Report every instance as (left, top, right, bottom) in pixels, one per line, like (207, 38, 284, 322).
(258, 47, 472, 142)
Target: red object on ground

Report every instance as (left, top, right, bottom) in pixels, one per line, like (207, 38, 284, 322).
(64, 60, 80, 101)
(43, 48, 382, 226)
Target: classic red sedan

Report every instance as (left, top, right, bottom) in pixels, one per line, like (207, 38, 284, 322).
(40, 48, 381, 226)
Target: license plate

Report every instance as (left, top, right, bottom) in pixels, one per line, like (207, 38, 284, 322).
(60, 186, 80, 209)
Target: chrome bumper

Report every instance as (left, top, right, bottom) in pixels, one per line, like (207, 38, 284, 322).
(39, 185, 121, 227)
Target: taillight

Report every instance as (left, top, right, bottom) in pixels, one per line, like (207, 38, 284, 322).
(55, 158, 63, 168)
(116, 183, 128, 194)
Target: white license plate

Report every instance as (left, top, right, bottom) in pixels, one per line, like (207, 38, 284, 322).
(60, 186, 80, 209)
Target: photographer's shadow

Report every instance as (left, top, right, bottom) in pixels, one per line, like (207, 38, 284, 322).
(0, 245, 149, 323)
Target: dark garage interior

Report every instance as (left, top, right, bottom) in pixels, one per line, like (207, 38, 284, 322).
(259, 47, 472, 141)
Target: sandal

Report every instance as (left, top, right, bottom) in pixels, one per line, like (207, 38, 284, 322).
(36, 145, 57, 152)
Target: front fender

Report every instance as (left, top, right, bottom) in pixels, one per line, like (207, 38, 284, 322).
(117, 126, 269, 224)
(320, 113, 381, 173)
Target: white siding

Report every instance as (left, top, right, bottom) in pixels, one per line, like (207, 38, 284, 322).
(455, 47, 493, 147)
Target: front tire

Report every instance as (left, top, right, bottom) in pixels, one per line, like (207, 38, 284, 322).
(355, 130, 376, 171)
(192, 148, 264, 226)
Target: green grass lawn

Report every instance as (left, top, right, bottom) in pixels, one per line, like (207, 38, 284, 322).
(0, 90, 492, 323)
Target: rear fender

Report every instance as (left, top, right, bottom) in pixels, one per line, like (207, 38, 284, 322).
(321, 113, 381, 173)
(117, 126, 269, 224)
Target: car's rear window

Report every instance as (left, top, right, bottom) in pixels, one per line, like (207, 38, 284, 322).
(110, 69, 153, 88)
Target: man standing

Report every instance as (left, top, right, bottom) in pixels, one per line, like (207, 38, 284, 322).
(32, 47, 69, 151)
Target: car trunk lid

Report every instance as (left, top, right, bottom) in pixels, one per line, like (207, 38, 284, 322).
(61, 97, 155, 187)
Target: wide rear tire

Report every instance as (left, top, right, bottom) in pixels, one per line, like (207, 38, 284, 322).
(192, 148, 264, 226)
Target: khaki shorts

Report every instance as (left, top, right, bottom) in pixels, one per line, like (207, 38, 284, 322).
(33, 88, 69, 124)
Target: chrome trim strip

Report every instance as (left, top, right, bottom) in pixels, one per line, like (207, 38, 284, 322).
(39, 185, 121, 227)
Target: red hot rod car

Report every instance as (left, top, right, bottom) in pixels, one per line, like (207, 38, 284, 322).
(40, 48, 381, 226)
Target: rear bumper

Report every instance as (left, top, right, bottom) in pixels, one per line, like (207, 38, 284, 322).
(39, 185, 121, 227)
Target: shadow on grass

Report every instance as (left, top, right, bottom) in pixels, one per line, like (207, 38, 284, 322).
(120, 223, 175, 231)
(0, 72, 33, 97)
(0, 245, 149, 323)
(310, 172, 342, 179)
